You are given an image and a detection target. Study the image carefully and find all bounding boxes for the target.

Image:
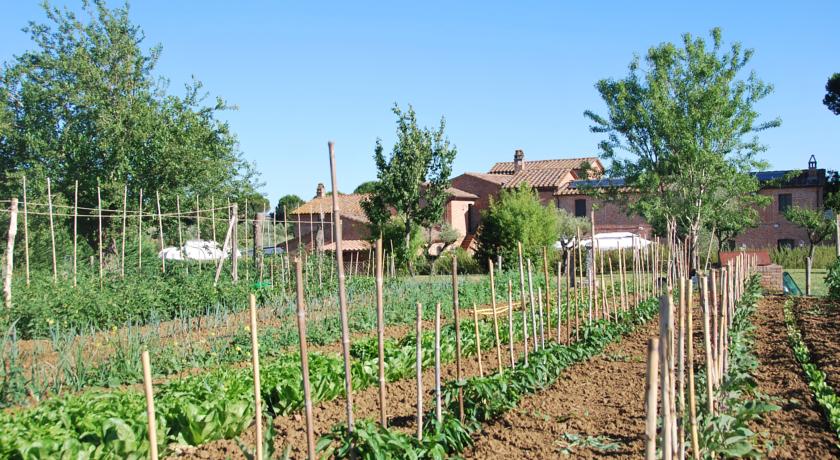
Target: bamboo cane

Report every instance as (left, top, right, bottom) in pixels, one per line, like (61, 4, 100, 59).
(452, 256, 464, 421)
(489, 260, 503, 371)
(516, 242, 529, 363)
(120, 185, 127, 278)
(46, 178, 57, 282)
(294, 257, 316, 459)
(72, 181, 78, 286)
(156, 191, 165, 273)
(247, 294, 264, 460)
(214, 206, 237, 285)
(575, 233, 582, 338)
(375, 238, 387, 426)
(600, 247, 608, 320)
(434, 302, 442, 424)
(473, 303, 483, 377)
(644, 337, 660, 460)
(687, 279, 700, 459)
(620, 246, 627, 312)
(537, 287, 546, 347)
(138, 351, 161, 460)
(542, 247, 552, 338)
(415, 302, 423, 441)
(211, 196, 217, 243)
(328, 142, 355, 434)
(22, 177, 29, 286)
(527, 260, 539, 350)
(3, 199, 17, 309)
(678, 277, 687, 460)
(507, 279, 515, 367)
(557, 261, 563, 342)
(660, 295, 673, 460)
(701, 276, 715, 414)
(98, 185, 104, 284)
(176, 196, 184, 268)
(138, 189, 143, 271)
(608, 254, 617, 320)
(565, 253, 571, 344)
(197, 195, 203, 273)
(590, 210, 597, 321)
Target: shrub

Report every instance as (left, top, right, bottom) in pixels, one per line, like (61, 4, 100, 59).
(433, 248, 481, 275)
(770, 245, 837, 269)
(826, 258, 840, 300)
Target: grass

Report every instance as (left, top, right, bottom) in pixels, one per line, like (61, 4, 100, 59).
(786, 268, 828, 297)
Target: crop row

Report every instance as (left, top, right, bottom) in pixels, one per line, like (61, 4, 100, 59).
(317, 295, 660, 459)
(783, 298, 840, 442)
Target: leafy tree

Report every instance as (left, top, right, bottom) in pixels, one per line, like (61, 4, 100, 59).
(585, 28, 779, 270)
(353, 181, 378, 194)
(438, 223, 461, 245)
(274, 194, 304, 221)
(475, 184, 561, 266)
(706, 172, 770, 260)
(824, 73, 840, 115)
(0, 1, 260, 248)
(361, 104, 457, 271)
(784, 206, 836, 259)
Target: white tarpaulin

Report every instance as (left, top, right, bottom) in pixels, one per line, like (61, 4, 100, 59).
(158, 240, 241, 261)
(555, 232, 652, 251)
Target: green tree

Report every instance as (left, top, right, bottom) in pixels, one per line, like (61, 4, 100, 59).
(361, 104, 457, 271)
(585, 28, 779, 270)
(475, 184, 561, 266)
(353, 180, 378, 194)
(274, 194, 304, 221)
(0, 1, 260, 248)
(783, 206, 836, 259)
(824, 73, 840, 115)
(706, 172, 771, 261)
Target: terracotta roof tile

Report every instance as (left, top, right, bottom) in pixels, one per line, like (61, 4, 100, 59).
(323, 240, 371, 252)
(503, 169, 574, 189)
(291, 194, 369, 222)
(489, 157, 602, 174)
(447, 187, 479, 200)
(460, 172, 510, 185)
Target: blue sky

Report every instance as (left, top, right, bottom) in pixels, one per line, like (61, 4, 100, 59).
(1, 1, 838, 204)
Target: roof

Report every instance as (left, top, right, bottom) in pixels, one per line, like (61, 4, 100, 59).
(447, 187, 479, 200)
(459, 172, 510, 185)
(752, 169, 826, 188)
(489, 157, 602, 175)
(291, 194, 369, 222)
(503, 168, 574, 189)
(323, 240, 371, 252)
(554, 178, 633, 195)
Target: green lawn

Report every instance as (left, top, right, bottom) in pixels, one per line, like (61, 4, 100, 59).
(786, 268, 828, 297)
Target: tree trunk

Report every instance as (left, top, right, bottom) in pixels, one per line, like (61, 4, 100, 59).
(405, 221, 414, 276)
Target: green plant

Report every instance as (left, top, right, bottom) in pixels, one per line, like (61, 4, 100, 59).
(771, 245, 838, 269)
(432, 248, 481, 275)
(826, 258, 840, 300)
(554, 433, 620, 456)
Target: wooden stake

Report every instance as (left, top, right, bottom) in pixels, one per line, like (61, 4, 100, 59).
(294, 257, 316, 459)
(542, 247, 552, 338)
(138, 189, 143, 271)
(537, 287, 546, 347)
(644, 337, 660, 460)
(473, 303, 483, 377)
(557, 261, 563, 342)
(415, 302, 423, 441)
(516, 242, 529, 363)
(98, 184, 104, 283)
(700, 276, 715, 414)
(141, 350, 159, 460)
(176, 196, 184, 265)
(211, 196, 217, 243)
(3, 199, 18, 309)
(120, 185, 127, 278)
(73, 181, 78, 286)
(687, 280, 700, 459)
(565, 253, 572, 344)
(590, 210, 597, 321)
(214, 206, 237, 285)
(197, 195, 203, 273)
(660, 295, 673, 460)
(489, 259, 503, 371)
(328, 141, 355, 433)
(527, 260, 539, 350)
(46, 178, 57, 282)
(434, 302, 442, 424)
(375, 238, 387, 427)
(156, 191, 165, 273)
(248, 294, 263, 460)
(452, 256, 464, 421)
(21, 177, 29, 286)
(678, 277, 687, 460)
(507, 280, 515, 367)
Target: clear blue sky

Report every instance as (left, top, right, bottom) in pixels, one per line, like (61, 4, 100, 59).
(2, 1, 838, 204)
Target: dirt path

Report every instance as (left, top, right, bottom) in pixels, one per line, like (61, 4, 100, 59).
(750, 295, 840, 458)
(463, 314, 659, 459)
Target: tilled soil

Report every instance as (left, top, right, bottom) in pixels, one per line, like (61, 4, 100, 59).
(750, 295, 840, 458)
(168, 329, 514, 459)
(794, 297, 840, 392)
(463, 314, 659, 459)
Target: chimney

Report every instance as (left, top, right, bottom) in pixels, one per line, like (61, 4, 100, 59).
(315, 182, 326, 198)
(808, 155, 817, 178)
(513, 149, 524, 173)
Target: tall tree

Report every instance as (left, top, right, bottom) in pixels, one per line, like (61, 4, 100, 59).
(585, 28, 779, 269)
(784, 206, 836, 259)
(362, 104, 456, 270)
(353, 180, 378, 194)
(824, 73, 840, 116)
(0, 1, 260, 245)
(274, 194, 304, 221)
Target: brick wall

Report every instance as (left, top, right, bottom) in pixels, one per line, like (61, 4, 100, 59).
(290, 213, 370, 250)
(450, 174, 503, 232)
(734, 186, 822, 249)
(756, 264, 782, 293)
(445, 200, 473, 237)
(555, 194, 651, 236)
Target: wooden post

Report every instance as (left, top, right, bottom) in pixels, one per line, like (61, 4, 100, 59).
(537, 287, 546, 347)
(176, 196, 184, 265)
(21, 177, 29, 286)
(434, 302, 442, 424)
(473, 303, 483, 377)
(565, 253, 572, 344)
(659, 295, 673, 460)
(608, 255, 617, 320)
(328, 141, 355, 433)
(527, 260, 539, 350)
(214, 206, 237, 285)
(232, 204, 239, 282)
(375, 239, 387, 426)
(557, 261, 563, 342)
(47, 178, 57, 282)
(701, 276, 715, 414)
(620, 246, 627, 312)
(73, 181, 78, 286)
(644, 337, 660, 460)
(294, 257, 316, 459)
(120, 185, 127, 278)
(98, 184, 104, 283)
(452, 256, 464, 421)
(516, 242, 529, 363)
(415, 302, 423, 441)
(283, 205, 290, 282)
(248, 294, 264, 460)
(138, 189, 143, 271)
(156, 191, 165, 273)
(678, 277, 687, 460)
(805, 256, 812, 296)
(687, 280, 700, 460)
(211, 196, 217, 244)
(141, 350, 159, 460)
(507, 280, 515, 367)
(489, 260, 503, 371)
(542, 247, 552, 338)
(3, 199, 18, 309)
(836, 214, 839, 258)
(253, 212, 265, 277)
(575, 230, 583, 337)
(590, 210, 597, 322)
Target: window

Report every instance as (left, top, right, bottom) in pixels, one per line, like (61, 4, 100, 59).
(777, 239, 795, 249)
(574, 199, 587, 217)
(778, 193, 792, 213)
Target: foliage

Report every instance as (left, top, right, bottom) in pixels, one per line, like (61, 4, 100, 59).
(0, 1, 261, 246)
(361, 104, 457, 270)
(432, 248, 481, 275)
(555, 208, 590, 250)
(783, 299, 840, 441)
(827, 259, 840, 300)
(476, 184, 561, 266)
(585, 28, 778, 268)
(274, 195, 304, 221)
(352, 181, 379, 195)
(438, 223, 461, 245)
(770, 245, 837, 269)
(824, 73, 840, 116)
(554, 433, 620, 456)
(783, 206, 837, 259)
(378, 215, 425, 273)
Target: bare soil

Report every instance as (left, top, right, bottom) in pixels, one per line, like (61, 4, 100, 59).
(793, 296, 840, 392)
